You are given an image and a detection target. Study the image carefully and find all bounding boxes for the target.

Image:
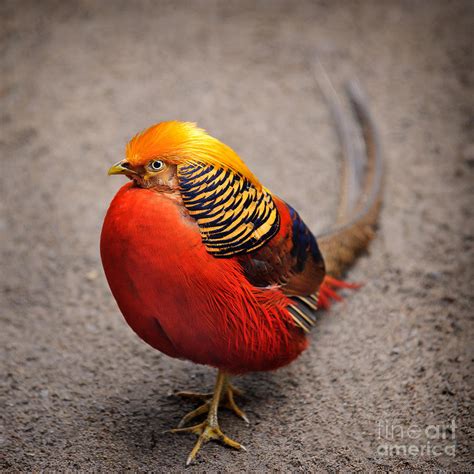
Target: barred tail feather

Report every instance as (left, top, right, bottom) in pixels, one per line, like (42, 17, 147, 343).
(316, 81, 384, 277)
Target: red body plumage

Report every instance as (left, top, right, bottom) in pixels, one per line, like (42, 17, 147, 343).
(101, 183, 308, 374)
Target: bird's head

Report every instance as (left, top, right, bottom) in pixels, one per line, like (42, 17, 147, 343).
(108, 121, 262, 191)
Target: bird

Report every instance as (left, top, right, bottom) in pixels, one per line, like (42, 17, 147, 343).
(100, 81, 383, 465)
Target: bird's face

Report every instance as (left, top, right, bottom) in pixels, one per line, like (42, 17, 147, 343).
(108, 158, 178, 190)
(108, 121, 262, 192)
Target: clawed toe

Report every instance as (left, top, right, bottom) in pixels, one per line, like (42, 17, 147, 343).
(166, 371, 249, 465)
(170, 421, 246, 466)
(177, 402, 210, 428)
(175, 390, 213, 401)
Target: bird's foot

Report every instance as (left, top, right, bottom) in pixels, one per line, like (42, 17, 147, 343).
(169, 418, 246, 466)
(175, 382, 249, 426)
(167, 371, 248, 465)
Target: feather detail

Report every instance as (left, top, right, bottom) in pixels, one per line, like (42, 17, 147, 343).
(238, 197, 325, 296)
(178, 163, 280, 257)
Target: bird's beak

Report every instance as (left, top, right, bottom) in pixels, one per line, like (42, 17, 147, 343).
(108, 160, 137, 176)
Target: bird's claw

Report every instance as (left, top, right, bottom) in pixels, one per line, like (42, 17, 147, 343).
(223, 385, 249, 424)
(170, 420, 246, 466)
(167, 375, 248, 465)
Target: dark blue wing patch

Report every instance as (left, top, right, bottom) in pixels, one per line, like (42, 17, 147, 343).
(287, 204, 323, 273)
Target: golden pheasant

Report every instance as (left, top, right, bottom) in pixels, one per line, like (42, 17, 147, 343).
(100, 81, 383, 465)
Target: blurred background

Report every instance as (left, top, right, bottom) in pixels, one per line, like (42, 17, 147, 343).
(1, 0, 473, 471)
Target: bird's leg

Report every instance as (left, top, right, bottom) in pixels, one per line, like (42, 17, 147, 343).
(169, 370, 247, 465)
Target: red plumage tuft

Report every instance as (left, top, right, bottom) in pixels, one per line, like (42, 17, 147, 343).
(317, 275, 361, 310)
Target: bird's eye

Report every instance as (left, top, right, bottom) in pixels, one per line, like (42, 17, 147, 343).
(149, 160, 165, 172)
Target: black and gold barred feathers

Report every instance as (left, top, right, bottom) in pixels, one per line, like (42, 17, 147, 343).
(178, 163, 280, 257)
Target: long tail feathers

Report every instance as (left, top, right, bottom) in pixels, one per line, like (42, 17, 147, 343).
(315, 72, 384, 278)
(289, 64, 383, 321)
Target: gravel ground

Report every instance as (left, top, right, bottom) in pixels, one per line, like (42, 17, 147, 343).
(1, 0, 473, 471)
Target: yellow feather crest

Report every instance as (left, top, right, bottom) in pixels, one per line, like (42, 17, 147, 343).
(126, 121, 262, 189)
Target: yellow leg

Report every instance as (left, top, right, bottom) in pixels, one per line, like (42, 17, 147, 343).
(168, 370, 247, 465)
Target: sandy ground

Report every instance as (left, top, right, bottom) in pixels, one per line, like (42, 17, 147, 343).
(1, 0, 473, 471)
